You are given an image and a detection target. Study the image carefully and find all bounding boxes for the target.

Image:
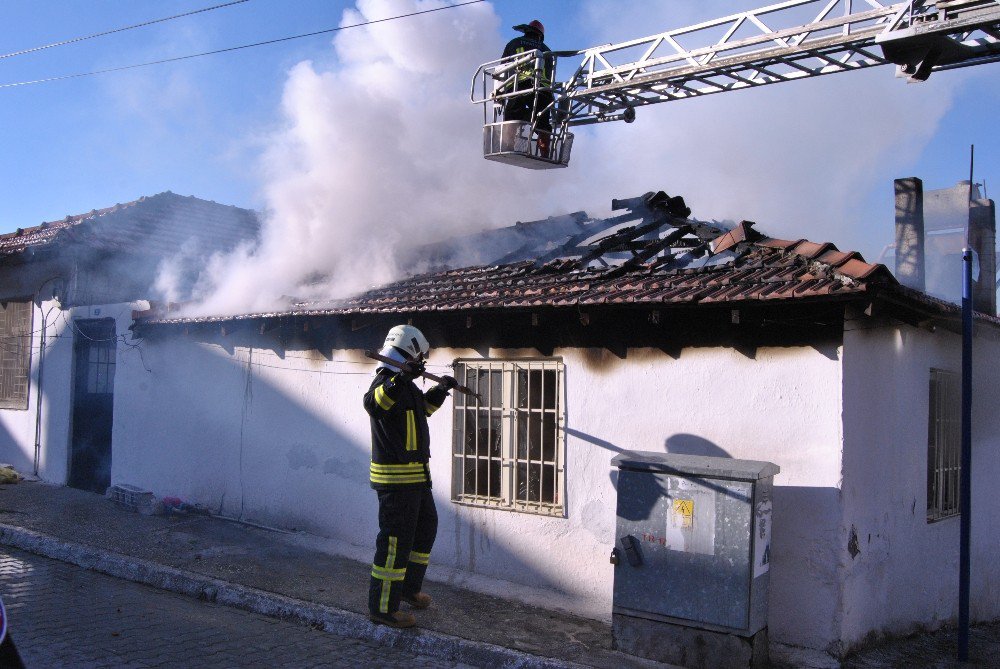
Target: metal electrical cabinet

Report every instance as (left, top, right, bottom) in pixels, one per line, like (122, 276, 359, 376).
(610, 452, 779, 668)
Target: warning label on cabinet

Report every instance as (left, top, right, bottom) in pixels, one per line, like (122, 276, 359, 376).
(671, 499, 694, 528)
(664, 480, 715, 556)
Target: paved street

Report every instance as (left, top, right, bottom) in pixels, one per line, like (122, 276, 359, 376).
(0, 547, 467, 669)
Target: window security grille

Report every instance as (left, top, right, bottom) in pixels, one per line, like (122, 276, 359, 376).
(452, 359, 564, 515)
(0, 299, 33, 410)
(927, 368, 960, 521)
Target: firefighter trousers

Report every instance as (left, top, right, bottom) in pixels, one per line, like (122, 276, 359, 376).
(368, 486, 438, 616)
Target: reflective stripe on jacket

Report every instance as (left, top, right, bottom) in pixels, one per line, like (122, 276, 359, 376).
(363, 369, 449, 490)
(501, 35, 552, 87)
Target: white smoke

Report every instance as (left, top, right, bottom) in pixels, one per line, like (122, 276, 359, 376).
(177, 0, 972, 317)
(183, 0, 564, 316)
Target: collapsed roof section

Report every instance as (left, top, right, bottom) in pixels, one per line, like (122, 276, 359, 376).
(403, 190, 696, 271)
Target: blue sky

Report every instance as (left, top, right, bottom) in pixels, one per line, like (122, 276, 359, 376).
(0, 1, 997, 311)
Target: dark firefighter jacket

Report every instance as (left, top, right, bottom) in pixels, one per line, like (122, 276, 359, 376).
(363, 369, 450, 490)
(501, 35, 552, 86)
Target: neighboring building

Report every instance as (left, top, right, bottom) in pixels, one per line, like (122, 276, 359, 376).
(892, 177, 996, 314)
(109, 190, 999, 657)
(0, 193, 260, 492)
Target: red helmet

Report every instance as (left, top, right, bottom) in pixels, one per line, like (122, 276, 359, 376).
(513, 20, 544, 38)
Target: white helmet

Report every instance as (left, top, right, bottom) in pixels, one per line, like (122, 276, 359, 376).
(382, 324, 429, 360)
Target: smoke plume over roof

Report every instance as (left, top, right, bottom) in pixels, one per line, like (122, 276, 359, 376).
(172, 0, 964, 318)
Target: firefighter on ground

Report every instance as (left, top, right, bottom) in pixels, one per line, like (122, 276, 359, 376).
(363, 324, 458, 628)
(501, 19, 555, 157)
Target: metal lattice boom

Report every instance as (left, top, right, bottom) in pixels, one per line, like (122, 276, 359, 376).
(472, 0, 1000, 130)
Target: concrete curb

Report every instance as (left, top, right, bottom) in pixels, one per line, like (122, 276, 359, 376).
(0, 523, 585, 669)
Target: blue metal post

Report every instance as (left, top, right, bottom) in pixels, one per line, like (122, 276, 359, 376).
(958, 146, 975, 662)
(958, 255, 973, 660)
(958, 247, 972, 660)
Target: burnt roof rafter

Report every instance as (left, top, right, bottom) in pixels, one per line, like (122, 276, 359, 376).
(531, 190, 710, 271)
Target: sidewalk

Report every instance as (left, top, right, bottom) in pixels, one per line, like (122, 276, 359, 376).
(0, 479, 996, 668)
(0, 480, 662, 669)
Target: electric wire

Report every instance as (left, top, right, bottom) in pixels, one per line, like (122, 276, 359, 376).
(0, 0, 486, 90)
(0, 1, 251, 61)
(57, 310, 151, 371)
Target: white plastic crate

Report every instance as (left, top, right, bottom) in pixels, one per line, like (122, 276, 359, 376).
(107, 483, 155, 513)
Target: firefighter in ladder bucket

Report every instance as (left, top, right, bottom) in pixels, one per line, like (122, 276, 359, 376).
(500, 19, 554, 158)
(363, 325, 458, 628)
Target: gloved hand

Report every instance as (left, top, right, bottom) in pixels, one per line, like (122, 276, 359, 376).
(399, 359, 426, 382)
(436, 375, 459, 392)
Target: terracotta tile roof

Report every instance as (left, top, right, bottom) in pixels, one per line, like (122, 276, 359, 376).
(140, 225, 896, 324)
(332, 234, 893, 313)
(0, 192, 259, 259)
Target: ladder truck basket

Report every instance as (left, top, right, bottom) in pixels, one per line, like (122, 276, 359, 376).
(472, 50, 573, 169)
(483, 121, 573, 169)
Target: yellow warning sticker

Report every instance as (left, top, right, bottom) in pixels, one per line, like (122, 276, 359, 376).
(672, 499, 694, 528)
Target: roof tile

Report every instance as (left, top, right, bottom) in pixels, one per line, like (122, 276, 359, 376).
(836, 258, 884, 280)
(758, 237, 804, 250)
(815, 249, 861, 267)
(789, 241, 836, 259)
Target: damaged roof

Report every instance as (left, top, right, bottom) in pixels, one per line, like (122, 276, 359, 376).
(0, 191, 259, 260)
(327, 236, 890, 314)
(138, 190, 903, 325)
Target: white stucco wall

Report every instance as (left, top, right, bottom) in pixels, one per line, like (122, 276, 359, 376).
(110, 331, 846, 646)
(840, 322, 1000, 650)
(0, 298, 142, 485)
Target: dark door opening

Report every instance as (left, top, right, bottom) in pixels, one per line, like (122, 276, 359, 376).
(68, 319, 117, 494)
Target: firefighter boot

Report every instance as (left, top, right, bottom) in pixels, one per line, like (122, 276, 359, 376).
(402, 591, 432, 609)
(369, 610, 417, 628)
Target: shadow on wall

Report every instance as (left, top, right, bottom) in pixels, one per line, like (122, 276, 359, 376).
(120, 329, 558, 594)
(563, 427, 633, 500)
(664, 433, 733, 458)
(567, 426, 741, 522)
(565, 427, 734, 496)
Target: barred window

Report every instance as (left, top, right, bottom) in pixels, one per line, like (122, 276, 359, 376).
(0, 299, 33, 410)
(927, 368, 960, 521)
(452, 359, 564, 516)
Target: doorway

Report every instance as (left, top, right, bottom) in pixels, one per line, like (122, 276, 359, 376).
(68, 319, 117, 493)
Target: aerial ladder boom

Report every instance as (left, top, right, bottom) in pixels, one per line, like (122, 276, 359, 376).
(472, 0, 1000, 169)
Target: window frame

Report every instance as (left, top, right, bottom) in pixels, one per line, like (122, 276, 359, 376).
(0, 298, 34, 411)
(927, 367, 960, 522)
(451, 357, 565, 517)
